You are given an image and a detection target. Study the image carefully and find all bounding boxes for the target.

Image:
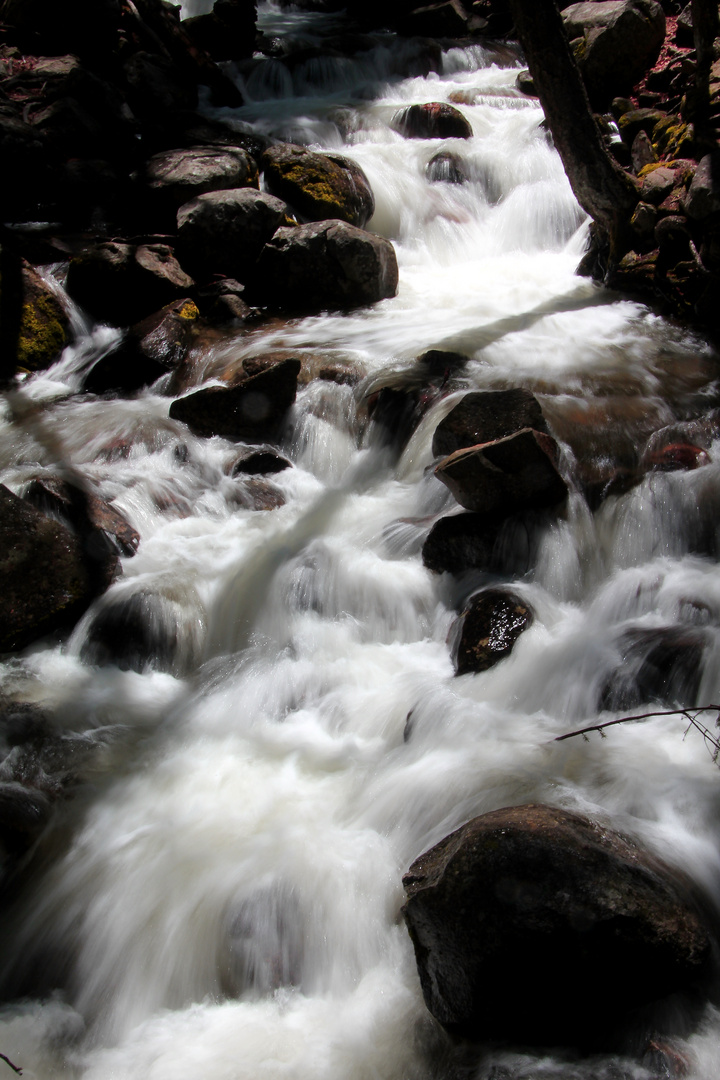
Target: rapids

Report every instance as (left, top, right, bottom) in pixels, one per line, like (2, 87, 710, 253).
(2, 4, 720, 1077)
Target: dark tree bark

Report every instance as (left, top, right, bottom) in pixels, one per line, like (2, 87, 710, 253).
(506, 0, 639, 265)
(690, 0, 720, 150)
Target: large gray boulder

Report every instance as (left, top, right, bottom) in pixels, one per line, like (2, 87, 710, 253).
(261, 143, 375, 228)
(562, 0, 666, 105)
(255, 219, 398, 312)
(402, 804, 713, 1047)
(176, 188, 287, 283)
(146, 145, 259, 211)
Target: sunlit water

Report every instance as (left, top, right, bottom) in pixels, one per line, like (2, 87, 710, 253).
(2, 6, 720, 1078)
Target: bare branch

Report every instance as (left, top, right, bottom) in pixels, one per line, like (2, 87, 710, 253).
(0, 1054, 23, 1075)
(556, 706, 720, 763)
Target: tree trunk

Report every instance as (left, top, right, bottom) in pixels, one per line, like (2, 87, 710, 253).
(506, 0, 639, 265)
(690, 0, 719, 150)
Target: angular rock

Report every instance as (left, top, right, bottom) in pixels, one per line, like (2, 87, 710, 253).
(391, 101, 472, 140)
(432, 388, 549, 458)
(402, 804, 713, 1047)
(24, 477, 140, 557)
(422, 510, 538, 577)
(0, 484, 114, 652)
(83, 298, 200, 395)
(14, 262, 70, 373)
(169, 356, 300, 440)
(562, 1, 666, 106)
(66, 241, 194, 327)
(255, 219, 398, 312)
(261, 143, 375, 227)
(435, 428, 568, 516)
(684, 152, 720, 221)
(146, 145, 259, 212)
(452, 588, 534, 675)
(177, 188, 287, 283)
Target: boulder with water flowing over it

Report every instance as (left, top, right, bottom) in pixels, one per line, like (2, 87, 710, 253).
(432, 388, 550, 458)
(145, 145, 259, 217)
(83, 298, 200, 395)
(422, 509, 541, 577)
(230, 446, 292, 476)
(261, 143, 375, 228)
(425, 150, 469, 185)
(0, 485, 117, 652)
(176, 188, 288, 283)
(12, 261, 70, 374)
(435, 428, 568, 516)
(169, 356, 301, 441)
(66, 241, 195, 327)
(255, 219, 398, 312)
(599, 625, 708, 712)
(562, 0, 666, 107)
(402, 803, 713, 1048)
(451, 587, 534, 675)
(391, 102, 472, 140)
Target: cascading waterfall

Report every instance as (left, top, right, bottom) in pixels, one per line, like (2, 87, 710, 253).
(2, 4, 720, 1077)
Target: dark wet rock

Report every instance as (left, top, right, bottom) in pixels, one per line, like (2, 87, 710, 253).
(640, 164, 678, 204)
(146, 145, 259, 215)
(422, 510, 539, 577)
(23, 477, 140, 558)
(432, 388, 549, 459)
(404, 1, 488, 37)
(402, 803, 713, 1048)
(183, 0, 257, 62)
(644, 412, 720, 456)
(169, 356, 300, 441)
(630, 200, 658, 245)
(80, 587, 203, 675)
(562, 0, 666, 107)
(255, 219, 398, 312)
(83, 299, 200, 395)
(230, 446, 292, 476)
(177, 188, 287, 284)
(195, 278, 253, 324)
(425, 150, 469, 184)
(435, 428, 568, 516)
(617, 108, 666, 146)
(12, 262, 70, 374)
(684, 153, 720, 222)
(452, 588, 534, 675)
(600, 626, 708, 711)
(655, 215, 692, 269)
(0, 484, 115, 652)
(66, 241, 194, 327)
(516, 68, 536, 96)
(261, 143, 375, 228)
(391, 101, 473, 140)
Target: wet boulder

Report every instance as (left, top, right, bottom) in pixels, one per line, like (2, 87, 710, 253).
(12, 262, 70, 374)
(66, 241, 195, 326)
(562, 0, 666, 107)
(432, 388, 549, 458)
(422, 510, 539, 577)
(599, 626, 708, 712)
(169, 355, 300, 441)
(391, 101, 472, 140)
(261, 143, 375, 227)
(145, 145, 259, 216)
(230, 446, 292, 476)
(425, 150, 469, 185)
(0, 484, 115, 652)
(23, 477, 140, 557)
(402, 803, 713, 1048)
(176, 188, 287, 283)
(452, 588, 534, 675)
(233, 477, 286, 510)
(83, 298, 200, 395)
(255, 219, 398, 312)
(435, 428, 568, 516)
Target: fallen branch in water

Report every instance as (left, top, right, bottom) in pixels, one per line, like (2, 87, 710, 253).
(0, 1054, 22, 1075)
(556, 706, 720, 763)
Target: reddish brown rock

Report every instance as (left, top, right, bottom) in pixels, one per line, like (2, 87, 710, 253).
(432, 388, 549, 458)
(391, 101, 472, 140)
(23, 477, 140, 557)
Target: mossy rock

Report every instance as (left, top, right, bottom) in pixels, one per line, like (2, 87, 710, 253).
(652, 116, 694, 159)
(261, 144, 375, 228)
(9, 263, 70, 374)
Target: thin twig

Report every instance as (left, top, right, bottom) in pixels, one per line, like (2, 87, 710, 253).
(0, 1054, 22, 1075)
(555, 705, 720, 761)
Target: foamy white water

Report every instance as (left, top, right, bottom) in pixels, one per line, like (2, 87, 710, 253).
(2, 7, 720, 1078)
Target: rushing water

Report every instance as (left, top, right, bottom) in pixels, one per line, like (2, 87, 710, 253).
(3, 5, 720, 1078)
